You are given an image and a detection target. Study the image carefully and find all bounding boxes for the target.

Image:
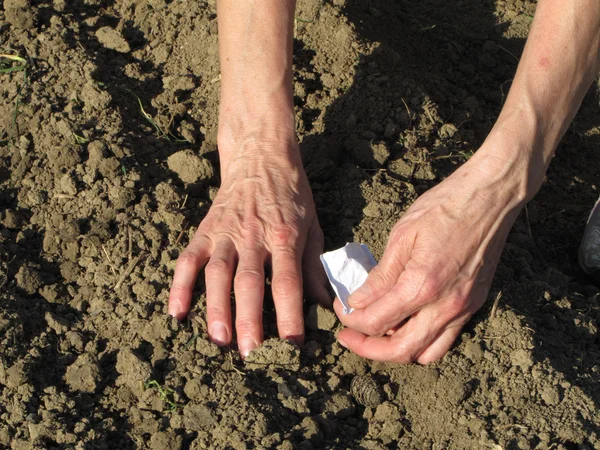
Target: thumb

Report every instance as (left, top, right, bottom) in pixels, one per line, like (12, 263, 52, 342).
(348, 227, 412, 309)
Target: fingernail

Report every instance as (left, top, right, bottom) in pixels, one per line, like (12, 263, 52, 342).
(337, 338, 348, 349)
(209, 322, 229, 346)
(348, 283, 371, 307)
(168, 303, 182, 320)
(239, 338, 259, 358)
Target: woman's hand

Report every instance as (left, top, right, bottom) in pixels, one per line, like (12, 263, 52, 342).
(168, 142, 329, 357)
(334, 148, 527, 364)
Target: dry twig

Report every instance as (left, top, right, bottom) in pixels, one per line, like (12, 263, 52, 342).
(101, 244, 118, 277)
(489, 291, 503, 319)
(115, 253, 145, 289)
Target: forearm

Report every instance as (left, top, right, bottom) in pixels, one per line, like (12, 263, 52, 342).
(473, 0, 600, 203)
(216, 0, 297, 169)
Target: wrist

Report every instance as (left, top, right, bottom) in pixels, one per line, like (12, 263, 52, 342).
(216, 115, 299, 175)
(470, 101, 555, 206)
(217, 83, 296, 170)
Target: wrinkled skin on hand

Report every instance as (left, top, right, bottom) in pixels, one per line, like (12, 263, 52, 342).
(335, 156, 525, 364)
(168, 146, 329, 357)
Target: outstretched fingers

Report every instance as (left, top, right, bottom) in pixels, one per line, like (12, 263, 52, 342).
(205, 239, 237, 346)
(271, 247, 304, 344)
(168, 235, 212, 320)
(234, 245, 267, 357)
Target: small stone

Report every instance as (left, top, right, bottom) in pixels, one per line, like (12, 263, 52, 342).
(2, 209, 25, 229)
(65, 331, 85, 352)
(183, 403, 217, 431)
(510, 349, 534, 370)
(45, 311, 70, 335)
(150, 431, 183, 450)
(195, 338, 221, 358)
(65, 354, 101, 393)
(463, 339, 483, 362)
(438, 123, 458, 139)
(4, 0, 36, 29)
(0, 425, 12, 447)
(87, 141, 108, 170)
(4, 360, 27, 388)
(372, 142, 390, 165)
(167, 150, 214, 183)
(245, 338, 300, 371)
(363, 201, 383, 218)
(306, 304, 337, 331)
(324, 392, 355, 418)
(95, 27, 131, 53)
(162, 75, 196, 91)
(540, 385, 560, 406)
(15, 265, 43, 294)
(59, 173, 78, 196)
(299, 417, 324, 447)
(115, 346, 152, 393)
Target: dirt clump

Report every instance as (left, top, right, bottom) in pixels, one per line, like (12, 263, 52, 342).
(167, 149, 215, 183)
(95, 26, 131, 53)
(1, 0, 600, 448)
(64, 353, 101, 393)
(245, 338, 301, 371)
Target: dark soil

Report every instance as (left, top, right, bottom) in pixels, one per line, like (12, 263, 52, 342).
(1, 0, 599, 449)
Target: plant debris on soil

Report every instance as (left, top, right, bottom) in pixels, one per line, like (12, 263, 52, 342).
(1, 0, 600, 449)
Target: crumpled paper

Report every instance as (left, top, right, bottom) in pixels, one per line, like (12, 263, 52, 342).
(320, 243, 377, 315)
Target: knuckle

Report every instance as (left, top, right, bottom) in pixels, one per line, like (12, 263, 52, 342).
(176, 250, 201, 269)
(416, 273, 442, 302)
(234, 269, 264, 290)
(370, 266, 392, 289)
(205, 258, 231, 279)
(393, 343, 418, 364)
(363, 313, 387, 336)
(389, 225, 403, 244)
(270, 224, 299, 248)
(272, 272, 301, 297)
(442, 294, 469, 319)
(241, 218, 264, 238)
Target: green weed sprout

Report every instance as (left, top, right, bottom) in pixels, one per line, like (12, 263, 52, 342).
(143, 380, 183, 411)
(0, 53, 28, 147)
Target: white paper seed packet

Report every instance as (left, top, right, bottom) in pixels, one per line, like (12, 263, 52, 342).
(320, 243, 377, 315)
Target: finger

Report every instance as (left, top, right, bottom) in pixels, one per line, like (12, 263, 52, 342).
(337, 307, 443, 363)
(168, 235, 212, 320)
(234, 245, 267, 357)
(337, 329, 408, 363)
(271, 247, 304, 344)
(336, 267, 430, 336)
(205, 239, 237, 346)
(303, 221, 332, 307)
(347, 227, 413, 309)
(416, 325, 463, 364)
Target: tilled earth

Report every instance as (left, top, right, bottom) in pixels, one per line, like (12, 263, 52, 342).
(1, 0, 600, 449)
